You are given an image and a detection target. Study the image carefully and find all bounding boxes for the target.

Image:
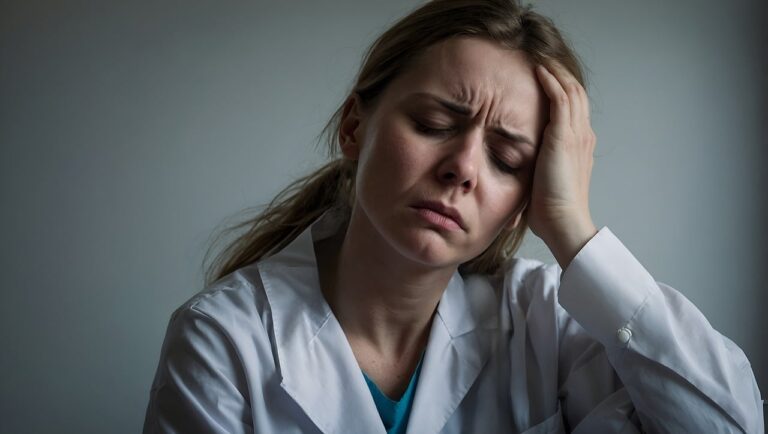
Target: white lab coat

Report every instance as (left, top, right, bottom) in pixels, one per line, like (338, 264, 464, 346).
(143, 207, 764, 433)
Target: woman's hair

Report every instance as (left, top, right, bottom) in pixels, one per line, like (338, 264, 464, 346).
(204, 0, 585, 286)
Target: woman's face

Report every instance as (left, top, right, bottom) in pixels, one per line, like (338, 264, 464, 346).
(342, 36, 547, 270)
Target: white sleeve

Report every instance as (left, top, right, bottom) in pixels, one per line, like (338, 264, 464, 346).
(142, 306, 253, 434)
(556, 227, 764, 434)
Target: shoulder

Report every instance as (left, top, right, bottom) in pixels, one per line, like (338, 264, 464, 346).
(146, 265, 275, 432)
(169, 263, 271, 341)
(154, 262, 279, 393)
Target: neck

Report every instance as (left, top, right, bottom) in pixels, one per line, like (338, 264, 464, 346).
(316, 210, 456, 359)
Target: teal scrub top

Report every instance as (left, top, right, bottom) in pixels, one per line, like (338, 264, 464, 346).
(361, 354, 425, 434)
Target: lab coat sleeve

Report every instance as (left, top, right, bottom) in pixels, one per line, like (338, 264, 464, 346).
(555, 227, 763, 434)
(143, 305, 253, 434)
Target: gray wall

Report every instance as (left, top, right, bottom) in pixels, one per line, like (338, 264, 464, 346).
(1, 0, 765, 432)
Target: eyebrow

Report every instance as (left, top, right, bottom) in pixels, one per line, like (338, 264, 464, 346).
(409, 92, 537, 149)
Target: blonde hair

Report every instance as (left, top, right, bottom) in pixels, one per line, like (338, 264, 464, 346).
(204, 0, 585, 286)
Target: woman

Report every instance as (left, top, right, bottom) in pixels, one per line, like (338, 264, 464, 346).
(143, 1, 764, 433)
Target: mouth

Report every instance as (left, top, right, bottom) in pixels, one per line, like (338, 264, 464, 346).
(410, 200, 466, 231)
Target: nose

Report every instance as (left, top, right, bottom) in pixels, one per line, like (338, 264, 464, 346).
(437, 129, 482, 192)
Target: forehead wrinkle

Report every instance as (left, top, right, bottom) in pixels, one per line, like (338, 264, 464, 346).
(442, 80, 497, 117)
(446, 81, 475, 108)
(428, 40, 521, 117)
(417, 40, 542, 142)
(441, 79, 529, 135)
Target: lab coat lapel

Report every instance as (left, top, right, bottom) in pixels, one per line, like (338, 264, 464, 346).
(406, 272, 499, 434)
(258, 210, 385, 434)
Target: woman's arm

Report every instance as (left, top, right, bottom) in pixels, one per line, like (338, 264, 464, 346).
(526, 63, 763, 431)
(554, 227, 764, 433)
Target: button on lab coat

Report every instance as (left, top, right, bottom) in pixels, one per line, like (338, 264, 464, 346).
(143, 208, 764, 433)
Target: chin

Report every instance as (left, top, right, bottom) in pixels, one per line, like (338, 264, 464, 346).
(392, 227, 467, 270)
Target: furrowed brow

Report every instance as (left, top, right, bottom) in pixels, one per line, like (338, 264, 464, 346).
(491, 127, 536, 149)
(409, 92, 537, 149)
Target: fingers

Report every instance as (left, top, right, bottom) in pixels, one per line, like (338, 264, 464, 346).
(537, 63, 590, 130)
(535, 64, 570, 137)
(535, 62, 594, 146)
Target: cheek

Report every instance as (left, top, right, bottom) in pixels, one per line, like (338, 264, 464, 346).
(364, 123, 424, 180)
(481, 182, 527, 226)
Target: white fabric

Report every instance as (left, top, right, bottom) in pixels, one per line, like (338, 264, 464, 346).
(143, 208, 764, 433)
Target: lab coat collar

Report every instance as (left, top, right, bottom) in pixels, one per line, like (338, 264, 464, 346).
(258, 207, 499, 434)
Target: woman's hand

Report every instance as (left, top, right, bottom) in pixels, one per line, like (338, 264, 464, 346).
(527, 63, 598, 269)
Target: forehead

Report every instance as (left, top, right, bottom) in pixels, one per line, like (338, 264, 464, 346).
(383, 37, 543, 124)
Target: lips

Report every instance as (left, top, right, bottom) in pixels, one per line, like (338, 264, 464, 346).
(411, 200, 466, 230)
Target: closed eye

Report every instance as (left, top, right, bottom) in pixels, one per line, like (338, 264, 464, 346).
(413, 120, 454, 136)
(490, 153, 520, 175)
(413, 118, 522, 175)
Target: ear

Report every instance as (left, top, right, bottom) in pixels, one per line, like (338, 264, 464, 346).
(338, 93, 366, 160)
(504, 200, 528, 231)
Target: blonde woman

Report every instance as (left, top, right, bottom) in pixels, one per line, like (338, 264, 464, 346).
(143, 1, 764, 433)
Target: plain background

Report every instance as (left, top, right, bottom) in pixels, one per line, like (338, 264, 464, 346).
(1, 0, 766, 432)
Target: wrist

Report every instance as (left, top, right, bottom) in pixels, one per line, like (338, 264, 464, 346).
(541, 218, 598, 270)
